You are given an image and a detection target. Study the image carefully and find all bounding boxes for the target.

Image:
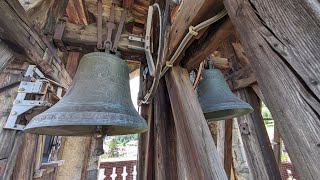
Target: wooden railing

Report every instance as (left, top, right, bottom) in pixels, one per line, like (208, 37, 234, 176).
(99, 159, 137, 180)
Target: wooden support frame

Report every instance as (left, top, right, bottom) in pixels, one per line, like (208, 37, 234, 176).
(154, 79, 177, 180)
(181, 19, 234, 71)
(236, 88, 281, 180)
(165, 66, 227, 180)
(224, 0, 320, 178)
(0, 0, 71, 86)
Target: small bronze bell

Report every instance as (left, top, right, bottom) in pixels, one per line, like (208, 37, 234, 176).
(197, 67, 253, 121)
(24, 52, 147, 136)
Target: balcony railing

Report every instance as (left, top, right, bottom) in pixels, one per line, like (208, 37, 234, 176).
(99, 159, 137, 180)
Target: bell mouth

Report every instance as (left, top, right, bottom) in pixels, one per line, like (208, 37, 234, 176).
(24, 125, 147, 136)
(204, 107, 253, 122)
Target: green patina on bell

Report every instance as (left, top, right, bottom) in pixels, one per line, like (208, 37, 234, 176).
(24, 52, 147, 136)
(197, 67, 253, 122)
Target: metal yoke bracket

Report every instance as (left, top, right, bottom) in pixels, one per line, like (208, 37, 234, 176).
(4, 65, 63, 131)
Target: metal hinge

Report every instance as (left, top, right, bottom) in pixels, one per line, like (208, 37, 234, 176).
(4, 65, 63, 130)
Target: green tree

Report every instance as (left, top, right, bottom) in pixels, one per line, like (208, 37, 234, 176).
(106, 139, 120, 158)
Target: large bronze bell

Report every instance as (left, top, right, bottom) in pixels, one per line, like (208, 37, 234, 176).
(197, 68, 253, 121)
(24, 52, 147, 136)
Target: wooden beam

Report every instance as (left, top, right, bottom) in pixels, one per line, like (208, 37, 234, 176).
(12, 133, 38, 180)
(43, 0, 70, 34)
(0, 41, 14, 73)
(224, 120, 233, 179)
(224, 0, 320, 178)
(0, 0, 71, 86)
(273, 125, 281, 166)
(0, 62, 29, 180)
(66, 0, 88, 25)
(168, 0, 223, 57)
(154, 79, 177, 180)
(66, 52, 81, 79)
(231, 120, 250, 180)
(182, 19, 234, 71)
(61, 22, 141, 54)
(236, 88, 281, 180)
(165, 66, 227, 180)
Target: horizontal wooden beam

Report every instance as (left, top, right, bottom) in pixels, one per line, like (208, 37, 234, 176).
(0, 0, 71, 86)
(182, 19, 234, 71)
(61, 22, 143, 57)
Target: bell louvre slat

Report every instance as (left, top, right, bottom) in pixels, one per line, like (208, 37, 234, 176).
(24, 52, 147, 136)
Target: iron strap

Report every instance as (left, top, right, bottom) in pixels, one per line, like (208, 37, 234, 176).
(111, 9, 127, 53)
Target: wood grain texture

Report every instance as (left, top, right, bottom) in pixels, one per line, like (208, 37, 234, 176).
(154, 79, 177, 180)
(224, 120, 233, 179)
(62, 22, 137, 53)
(0, 63, 28, 160)
(66, 0, 88, 25)
(165, 66, 227, 180)
(224, 0, 320, 178)
(12, 133, 39, 180)
(168, 0, 222, 56)
(236, 88, 281, 180)
(0, 42, 14, 73)
(182, 19, 234, 71)
(0, 0, 71, 86)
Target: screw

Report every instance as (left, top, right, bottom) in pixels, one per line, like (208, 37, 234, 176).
(18, 88, 25, 91)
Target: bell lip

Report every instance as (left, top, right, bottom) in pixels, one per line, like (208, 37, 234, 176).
(24, 124, 148, 136)
(201, 102, 254, 121)
(24, 111, 148, 136)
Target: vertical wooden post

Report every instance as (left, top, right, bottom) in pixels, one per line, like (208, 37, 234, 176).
(165, 66, 227, 180)
(137, 103, 150, 180)
(217, 121, 225, 162)
(143, 102, 154, 180)
(224, 0, 320, 178)
(154, 79, 177, 180)
(0, 62, 28, 180)
(231, 120, 250, 180)
(273, 126, 281, 166)
(224, 120, 233, 179)
(236, 88, 281, 180)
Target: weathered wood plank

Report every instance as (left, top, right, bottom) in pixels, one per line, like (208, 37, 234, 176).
(154, 79, 177, 180)
(231, 120, 251, 180)
(224, 120, 233, 179)
(0, 42, 14, 73)
(12, 133, 39, 180)
(0, 0, 71, 86)
(143, 102, 154, 180)
(61, 22, 140, 54)
(224, 0, 320, 178)
(168, 0, 223, 57)
(236, 88, 281, 180)
(182, 19, 234, 71)
(66, 0, 88, 25)
(2, 131, 23, 180)
(66, 52, 81, 79)
(0, 63, 28, 159)
(165, 66, 227, 180)
(273, 125, 281, 166)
